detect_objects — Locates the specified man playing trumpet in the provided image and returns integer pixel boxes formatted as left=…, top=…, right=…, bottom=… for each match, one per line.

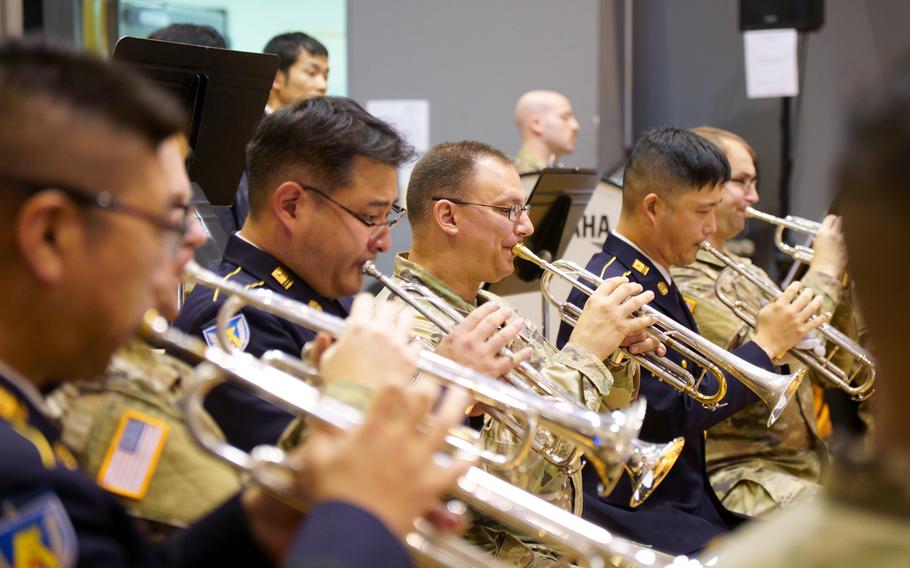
left=670, top=126, right=850, bottom=517
left=556, top=127, right=828, bottom=555
left=375, top=140, right=663, bottom=564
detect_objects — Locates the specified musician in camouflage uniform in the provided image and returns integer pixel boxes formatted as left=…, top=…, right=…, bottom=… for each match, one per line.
left=374, top=141, right=662, bottom=565
left=513, top=91, right=580, bottom=174
left=670, top=127, right=849, bottom=517
left=705, top=67, right=910, bottom=567
left=49, top=136, right=241, bottom=537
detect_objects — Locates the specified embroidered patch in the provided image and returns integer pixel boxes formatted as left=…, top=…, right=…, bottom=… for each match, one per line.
left=632, top=258, right=650, bottom=276
left=271, top=267, right=294, bottom=290
left=683, top=296, right=697, bottom=313
left=97, top=410, right=170, bottom=500
left=657, top=282, right=669, bottom=296
left=0, top=493, right=77, bottom=568
left=202, top=314, right=250, bottom=351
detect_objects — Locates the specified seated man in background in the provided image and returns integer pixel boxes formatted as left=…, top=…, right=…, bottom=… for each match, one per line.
left=670, top=126, right=849, bottom=517
left=47, top=134, right=242, bottom=539
left=175, top=96, right=414, bottom=451
left=707, top=62, right=910, bottom=568
left=0, top=38, right=466, bottom=567
left=556, top=127, right=827, bottom=555
left=374, top=140, right=663, bottom=564
left=149, top=23, right=227, bottom=48
left=512, top=90, right=580, bottom=173
left=229, top=31, right=331, bottom=232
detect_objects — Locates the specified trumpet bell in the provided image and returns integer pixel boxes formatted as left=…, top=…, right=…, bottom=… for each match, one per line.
left=627, top=437, right=685, bottom=508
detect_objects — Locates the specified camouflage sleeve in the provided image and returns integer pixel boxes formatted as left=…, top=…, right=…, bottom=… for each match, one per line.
left=802, top=270, right=842, bottom=314
left=674, top=265, right=752, bottom=351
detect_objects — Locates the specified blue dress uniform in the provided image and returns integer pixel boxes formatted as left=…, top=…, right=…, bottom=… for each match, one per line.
left=174, top=234, right=352, bottom=452
left=556, top=234, right=774, bottom=555
left=0, top=372, right=410, bottom=567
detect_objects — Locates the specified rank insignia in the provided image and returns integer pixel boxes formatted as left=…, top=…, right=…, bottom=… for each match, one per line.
left=657, top=282, right=669, bottom=296
left=202, top=314, right=250, bottom=351
left=271, top=267, right=294, bottom=290
left=632, top=258, right=650, bottom=276
left=0, top=492, right=77, bottom=568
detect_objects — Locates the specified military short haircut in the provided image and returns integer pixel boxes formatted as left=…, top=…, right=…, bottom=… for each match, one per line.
left=149, top=23, right=227, bottom=48
left=406, top=141, right=514, bottom=227
left=245, top=96, right=413, bottom=217
left=690, top=126, right=756, bottom=163
left=622, top=127, right=730, bottom=214
left=264, top=31, right=328, bottom=74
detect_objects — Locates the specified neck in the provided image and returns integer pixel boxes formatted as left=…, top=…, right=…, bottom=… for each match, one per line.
left=266, top=92, right=285, bottom=113
left=409, top=240, right=482, bottom=303
left=521, top=139, right=558, bottom=166
left=615, top=215, right=671, bottom=271
left=239, top=217, right=286, bottom=264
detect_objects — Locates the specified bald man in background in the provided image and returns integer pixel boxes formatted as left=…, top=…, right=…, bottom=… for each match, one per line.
left=513, top=90, right=580, bottom=173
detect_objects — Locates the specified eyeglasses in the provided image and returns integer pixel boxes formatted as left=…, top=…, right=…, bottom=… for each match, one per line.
left=431, top=197, right=529, bottom=223
left=1, top=176, right=191, bottom=249
left=299, top=183, right=406, bottom=230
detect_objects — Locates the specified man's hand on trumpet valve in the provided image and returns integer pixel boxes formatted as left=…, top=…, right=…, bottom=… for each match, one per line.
left=809, top=214, right=847, bottom=278
left=753, top=281, right=829, bottom=361
left=571, top=276, right=664, bottom=361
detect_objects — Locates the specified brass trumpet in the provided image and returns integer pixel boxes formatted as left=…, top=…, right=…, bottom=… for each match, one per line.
left=184, top=260, right=645, bottom=500
left=147, top=314, right=697, bottom=567
left=701, top=242, right=875, bottom=400
left=513, top=244, right=806, bottom=427
left=362, top=261, right=684, bottom=507
left=745, top=207, right=820, bottom=264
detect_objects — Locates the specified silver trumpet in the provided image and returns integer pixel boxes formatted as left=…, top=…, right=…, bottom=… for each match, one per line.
left=143, top=320, right=700, bottom=567
left=184, top=260, right=645, bottom=500
left=701, top=242, right=875, bottom=400
left=513, top=244, right=806, bottom=427
left=362, top=261, right=684, bottom=507
left=745, top=207, right=820, bottom=264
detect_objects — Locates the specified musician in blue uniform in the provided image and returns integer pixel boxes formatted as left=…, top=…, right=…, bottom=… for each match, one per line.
left=556, top=127, right=827, bottom=554
left=174, top=96, right=415, bottom=451
left=0, top=39, right=464, bottom=567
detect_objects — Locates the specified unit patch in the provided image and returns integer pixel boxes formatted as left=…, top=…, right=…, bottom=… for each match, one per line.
left=202, top=314, right=250, bottom=351
left=97, top=410, right=170, bottom=500
left=0, top=492, right=77, bottom=568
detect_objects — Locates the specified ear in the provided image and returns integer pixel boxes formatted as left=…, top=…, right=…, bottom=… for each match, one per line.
left=433, top=199, right=459, bottom=237
left=271, top=181, right=307, bottom=234
left=529, top=115, right=544, bottom=136
left=642, top=193, right=663, bottom=227
left=272, top=69, right=287, bottom=92
left=14, top=193, right=79, bottom=284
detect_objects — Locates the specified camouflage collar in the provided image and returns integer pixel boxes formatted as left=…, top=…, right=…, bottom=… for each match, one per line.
left=392, top=253, right=480, bottom=316
left=514, top=146, right=547, bottom=174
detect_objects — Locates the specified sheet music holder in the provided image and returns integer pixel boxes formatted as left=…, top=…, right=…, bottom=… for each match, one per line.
left=112, top=37, right=278, bottom=206
left=487, top=167, right=599, bottom=296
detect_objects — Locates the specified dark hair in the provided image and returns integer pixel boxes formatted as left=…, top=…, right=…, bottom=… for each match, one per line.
left=0, top=38, right=186, bottom=151
left=623, top=127, right=730, bottom=213
left=246, top=96, right=414, bottom=216
left=264, top=32, right=328, bottom=74
left=149, top=23, right=227, bottom=48
left=406, top=141, right=514, bottom=226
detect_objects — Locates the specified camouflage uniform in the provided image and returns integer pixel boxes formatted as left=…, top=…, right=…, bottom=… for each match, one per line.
left=705, top=450, right=910, bottom=567
left=374, top=253, right=636, bottom=566
left=514, top=146, right=548, bottom=175
left=48, top=340, right=242, bottom=538
left=670, top=247, right=842, bottom=517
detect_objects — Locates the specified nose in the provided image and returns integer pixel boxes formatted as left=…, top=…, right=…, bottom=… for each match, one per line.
left=316, top=74, right=328, bottom=94
left=705, top=209, right=717, bottom=237
left=516, top=210, right=534, bottom=238
left=184, top=211, right=207, bottom=251
left=368, top=225, right=392, bottom=253
left=745, top=183, right=759, bottom=206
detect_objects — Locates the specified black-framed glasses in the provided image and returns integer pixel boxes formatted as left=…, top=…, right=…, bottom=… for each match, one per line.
left=299, top=183, right=406, bottom=230
left=1, top=175, right=191, bottom=244
left=431, top=197, right=529, bottom=223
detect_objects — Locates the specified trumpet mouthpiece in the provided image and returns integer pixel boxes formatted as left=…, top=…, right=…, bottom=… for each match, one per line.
left=511, top=243, right=537, bottom=262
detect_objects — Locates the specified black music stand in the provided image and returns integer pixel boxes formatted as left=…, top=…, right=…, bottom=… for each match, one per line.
left=487, top=168, right=599, bottom=336
left=112, top=37, right=277, bottom=264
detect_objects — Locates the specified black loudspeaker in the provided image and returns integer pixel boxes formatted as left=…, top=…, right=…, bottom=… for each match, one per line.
left=739, top=0, right=824, bottom=32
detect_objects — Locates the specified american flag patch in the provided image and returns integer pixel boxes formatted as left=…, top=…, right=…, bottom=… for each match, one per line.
left=96, top=410, right=169, bottom=500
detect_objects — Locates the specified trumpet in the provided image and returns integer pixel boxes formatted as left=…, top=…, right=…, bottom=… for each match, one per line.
left=700, top=242, right=875, bottom=400
left=745, top=207, right=820, bottom=264
left=184, top=260, right=644, bottom=499
left=143, top=320, right=698, bottom=567
left=513, top=244, right=806, bottom=427
left=362, top=261, right=683, bottom=507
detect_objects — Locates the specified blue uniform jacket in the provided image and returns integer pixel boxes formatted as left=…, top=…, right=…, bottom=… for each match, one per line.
left=174, top=234, right=353, bottom=452
left=0, top=373, right=409, bottom=567
left=556, top=234, right=773, bottom=555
